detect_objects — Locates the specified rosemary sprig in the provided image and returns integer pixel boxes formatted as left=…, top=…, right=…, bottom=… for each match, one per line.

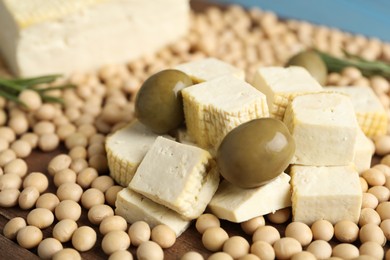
left=315, top=50, right=390, bottom=79
left=0, top=74, right=75, bottom=105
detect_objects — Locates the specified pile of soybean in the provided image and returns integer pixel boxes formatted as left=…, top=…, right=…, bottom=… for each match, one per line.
left=0, top=4, right=390, bottom=260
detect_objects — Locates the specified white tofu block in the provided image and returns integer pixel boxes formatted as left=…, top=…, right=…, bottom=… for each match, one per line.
left=105, top=120, right=162, bottom=186
left=291, top=165, right=362, bottom=225
left=129, top=136, right=219, bottom=220
left=325, top=86, right=387, bottom=137
left=354, top=128, right=375, bottom=174
left=208, top=173, right=292, bottom=223
left=175, top=58, right=245, bottom=83
left=182, top=75, right=269, bottom=151
left=252, top=66, right=323, bottom=119
left=0, top=0, right=189, bottom=76
left=115, top=188, right=190, bottom=236
left=283, top=92, right=359, bottom=166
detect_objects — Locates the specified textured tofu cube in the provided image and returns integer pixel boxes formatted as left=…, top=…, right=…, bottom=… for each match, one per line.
left=105, top=120, right=162, bottom=186
left=0, top=0, right=189, bottom=76
left=325, top=86, right=387, bottom=138
left=175, top=58, right=245, bottom=83
left=283, top=92, right=359, bottom=166
left=291, top=165, right=362, bottom=225
left=252, top=66, right=323, bottom=119
left=115, top=188, right=190, bottom=236
left=182, top=75, right=269, bottom=151
left=354, top=128, right=375, bottom=173
left=129, top=136, right=219, bottom=220
left=208, top=173, right=291, bottom=223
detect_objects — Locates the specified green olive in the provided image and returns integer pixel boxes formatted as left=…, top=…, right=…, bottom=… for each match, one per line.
left=286, top=50, right=328, bottom=85
left=217, top=118, right=295, bottom=189
left=135, top=69, right=193, bottom=134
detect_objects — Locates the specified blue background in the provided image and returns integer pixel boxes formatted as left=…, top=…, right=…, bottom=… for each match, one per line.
left=213, top=0, right=390, bottom=42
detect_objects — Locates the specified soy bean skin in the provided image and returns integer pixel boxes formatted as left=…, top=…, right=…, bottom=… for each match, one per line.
left=3, top=217, right=26, bottom=240
left=37, top=238, right=63, bottom=259
left=22, top=172, right=48, bottom=193
left=52, top=248, right=81, bottom=260
left=128, top=221, right=151, bottom=246
left=102, top=230, right=131, bottom=255
left=241, top=216, right=265, bottom=235
left=137, top=241, right=164, bottom=260
left=16, top=225, right=43, bottom=249
left=202, top=227, right=229, bottom=252
left=285, top=222, right=313, bottom=246
left=250, top=240, right=275, bottom=260
left=55, top=200, right=82, bottom=221
left=273, top=237, right=302, bottom=259
left=100, top=215, right=128, bottom=235
left=81, top=188, right=105, bottom=209
left=0, top=188, right=20, bottom=207
left=109, top=250, right=134, bottom=260
left=72, top=226, right=97, bottom=252
left=151, top=224, right=177, bottom=249
left=18, top=186, right=40, bottom=210
left=334, top=220, right=359, bottom=243
left=0, top=173, right=22, bottom=190
left=105, top=185, right=123, bottom=207
left=56, top=182, right=83, bottom=202
left=35, top=193, right=60, bottom=211
left=196, top=213, right=220, bottom=234
left=311, top=219, right=334, bottom=241
left=88, top=204, right=114, bottom=225
left=223, top=236, right=250, bottom=259
left=27, top=208, right=54, bottom=229
left=53, top=219, right=78, bottom=242
left=267, top=208, right=291, bottom=224
left=252, top=225, right=280, bottom=245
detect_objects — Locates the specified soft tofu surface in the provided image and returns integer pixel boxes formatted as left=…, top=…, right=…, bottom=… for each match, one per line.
left=182, top=75, right=269, bottom=151
left=291, top=165, right=362, bottom=225
left=252, top=66, right=323, bottom=119
left=208, top=173, right=291, bottom=223
left=325, top=86, right=387, bottom=137
left=354, top=128, right=375, bottom=174
left=174, top=57, right=245, bottom=83
left=284, top=92, right=358, bottom=166
left=105, top=120, right=161, bottom=186
left=129, top=136, right=219, bottom=220
left=0, top=0, right=189, bottom=76
left=115, top=188, right=191, bottom=236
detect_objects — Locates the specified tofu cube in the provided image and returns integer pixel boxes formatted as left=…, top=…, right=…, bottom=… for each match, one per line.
left=182, top=75, right=269, bottom=151
left=283, top=92, right=359, bottom=166
left=129, top=136, right=220, bottom=220
left=291, top=165, right=362, bottom=225
left=252, top=66, right=323, bottom=119
left=325, top=86, right=387, bottom=138
left=208, top=173, right=291, bottom=223
left=175, top=58, right=245, bottom=83
left=105, top=120, right=163, bottom=186
left=0, top=0, right=190, bottom=76
left=354, top=128, right=375, bottom=174
left=115, top=188, right=190, bottom=236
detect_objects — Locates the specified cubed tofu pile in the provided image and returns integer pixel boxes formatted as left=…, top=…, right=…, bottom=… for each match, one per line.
left=106, top=57, right=386, bottom=235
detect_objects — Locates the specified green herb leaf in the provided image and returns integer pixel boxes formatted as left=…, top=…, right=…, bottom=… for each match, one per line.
left=0, top=88, right=25, bottom=106
left=315, top=50, right=390, bottom=79
left=0, top=74, right=74, bottom=105
left=11, top=74, right=62, bottom=87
